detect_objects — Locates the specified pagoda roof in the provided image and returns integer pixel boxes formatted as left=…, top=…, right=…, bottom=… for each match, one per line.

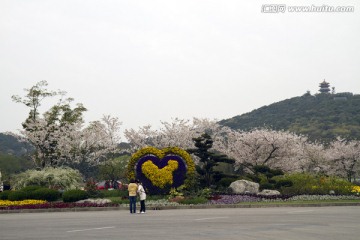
left=320, top=79, right=329, bottom=84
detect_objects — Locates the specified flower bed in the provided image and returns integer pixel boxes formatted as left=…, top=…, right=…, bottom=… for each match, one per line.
left=208, top=194, right=360, bottom=204
left=286, top=194, right=360, bottom=201
left=0, top=199, right=47, bottom=207
left=352, top=186, right=360, bottom=194
left=209, top=195, right=261, bottom=204
left=0, top=200, right=118, bottom=210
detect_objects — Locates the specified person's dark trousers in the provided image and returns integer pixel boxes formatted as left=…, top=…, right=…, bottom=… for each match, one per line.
left=129, top=196, right=136, bottom=213
left=140, top=200, right=145, bottom=212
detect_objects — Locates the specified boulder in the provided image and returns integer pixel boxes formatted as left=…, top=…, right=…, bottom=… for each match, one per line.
left=229, top=180, right=259, bottom=194
left=258, top=189, right=281, bottom=196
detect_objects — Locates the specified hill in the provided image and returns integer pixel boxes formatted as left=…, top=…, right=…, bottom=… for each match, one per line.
left=0, top=133, right=34, bottom=156
left=219, top=92, right=360, bottom=143
left=0, top=133, right=34, bottom=178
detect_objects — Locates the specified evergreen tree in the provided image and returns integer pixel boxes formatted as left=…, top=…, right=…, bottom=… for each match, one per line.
left=187, top=133, right=234, bottom=188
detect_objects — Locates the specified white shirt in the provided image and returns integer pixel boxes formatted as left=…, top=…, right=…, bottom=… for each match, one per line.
left=137, top=184, right=146, bottom=200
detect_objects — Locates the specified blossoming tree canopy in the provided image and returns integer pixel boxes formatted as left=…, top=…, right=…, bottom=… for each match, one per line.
left=127, top=147, right=195, bottom=194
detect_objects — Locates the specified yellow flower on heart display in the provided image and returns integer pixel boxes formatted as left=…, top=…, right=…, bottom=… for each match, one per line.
left=126, top=146, right=195, bottom=194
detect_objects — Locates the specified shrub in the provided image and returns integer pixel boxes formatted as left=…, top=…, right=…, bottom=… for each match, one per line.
left=21, top=185, right=44, bottom=192
left=270, top=169, right=284, bottom=176
left=8, top=191, right=27, bottom=201
left=268, top=179, right=277, bottom=184
left=84, top=179, right=103, bottom=198
left=253, top=165, right=270, bottom=174
left=32, top=188, right=60, bottom=202
left=260, top=183, right=274, bottom=190
left=86, top=190, right=104, bottom=199
left=101, top=190, right=127, bottom=198
left=246, top=165, right=286, bottom=191
left=275, top=179, right=293, bottom=188
left=322, top=176, right=353, bottom=195
left=0, top=190, right=11, bottom=200
left=218, top=178, right=237, bottom=188
left=5, top=186, right=60, bottom=201
left=21, top=185, right=44, bottom=199
left=62, top=189, right=88, bottom=203
left=278, top=173, right=354, bottom=195
left=168, top=187, right=184, bottom=199
left=245, top=174, right=260, bottom=183
left=276, top=173, right=315, bottom=195
left=198, top=188, right=212, bottom=199
left=11, top=167, right=83, bottom=190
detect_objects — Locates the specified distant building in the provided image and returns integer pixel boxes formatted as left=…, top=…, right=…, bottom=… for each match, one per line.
left=333, top=96, right=347, bottom=101
left=333, top=92, right=352, bottom=101
left=319, top=80, right=330, bottom=93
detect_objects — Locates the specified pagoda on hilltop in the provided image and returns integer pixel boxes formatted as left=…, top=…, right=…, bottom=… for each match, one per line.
left=319, top=80, right=330, bottom=93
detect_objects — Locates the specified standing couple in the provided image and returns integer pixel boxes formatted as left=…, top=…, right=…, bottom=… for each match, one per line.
left=128, top=179, right=146, bottom=214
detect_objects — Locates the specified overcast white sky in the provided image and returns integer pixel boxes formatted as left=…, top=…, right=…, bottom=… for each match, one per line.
left=1, top=0, right=359, bottom=137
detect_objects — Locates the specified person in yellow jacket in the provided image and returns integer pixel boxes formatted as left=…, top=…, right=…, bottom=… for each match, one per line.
left=128, top=179, right=138, bottom=214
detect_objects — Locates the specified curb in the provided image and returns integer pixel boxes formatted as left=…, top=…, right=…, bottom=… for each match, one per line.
left=1, top=202, right=360, bottom=214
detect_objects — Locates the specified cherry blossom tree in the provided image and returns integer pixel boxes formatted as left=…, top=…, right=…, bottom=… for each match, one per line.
left=20, top=114, right=122, bottom=169
left=68, top=115, right=123, bottom=165
left=300, top=142, right=329, bottom=174
left=124, top=118, right=225, bottom=152
left=124, top=120, right=316, bottom=173
left=125, top=117, right=359, bottom=180
left=325, top=138, right=360, bottom=181
left=12, top=81, right=123, bottom=169
left=214, top=128, right=312, bottom=173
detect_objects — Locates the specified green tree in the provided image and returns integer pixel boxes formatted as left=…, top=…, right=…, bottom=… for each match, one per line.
left=245, top=165, right=286, bottom=190
left=187, top=133, right=234, bottom=188
left=0, top=153, right=33, bottom=180
left=11, top=81, right=87, bottom=168
left=98, top=154, right=130, bottom=182
left=11, top=80, right=61, bottom=122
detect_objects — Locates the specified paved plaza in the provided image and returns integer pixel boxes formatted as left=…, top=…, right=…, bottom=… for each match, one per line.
left=1, top=206, right=359, bottom=240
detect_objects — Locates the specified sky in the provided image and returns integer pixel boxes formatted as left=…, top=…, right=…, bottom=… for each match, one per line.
left=1, top=0, right=359, bottom=138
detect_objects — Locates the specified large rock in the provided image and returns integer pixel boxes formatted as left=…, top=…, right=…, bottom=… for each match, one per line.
left=229, top=180, right=259, bottom=194
left=258, top=189, right=281, bottom=196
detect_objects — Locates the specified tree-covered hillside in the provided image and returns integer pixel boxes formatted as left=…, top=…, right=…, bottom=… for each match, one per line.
left=0, top=133, right=34, bottom=179
left=0, top=133, right=34, bottom=156
left=219, top=92, right=360, bottom=143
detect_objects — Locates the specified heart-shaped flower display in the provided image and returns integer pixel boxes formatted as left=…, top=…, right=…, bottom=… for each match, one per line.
left=141, top=160, right=179, bottom=188
left=127, top=147, right=195, bottom=194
